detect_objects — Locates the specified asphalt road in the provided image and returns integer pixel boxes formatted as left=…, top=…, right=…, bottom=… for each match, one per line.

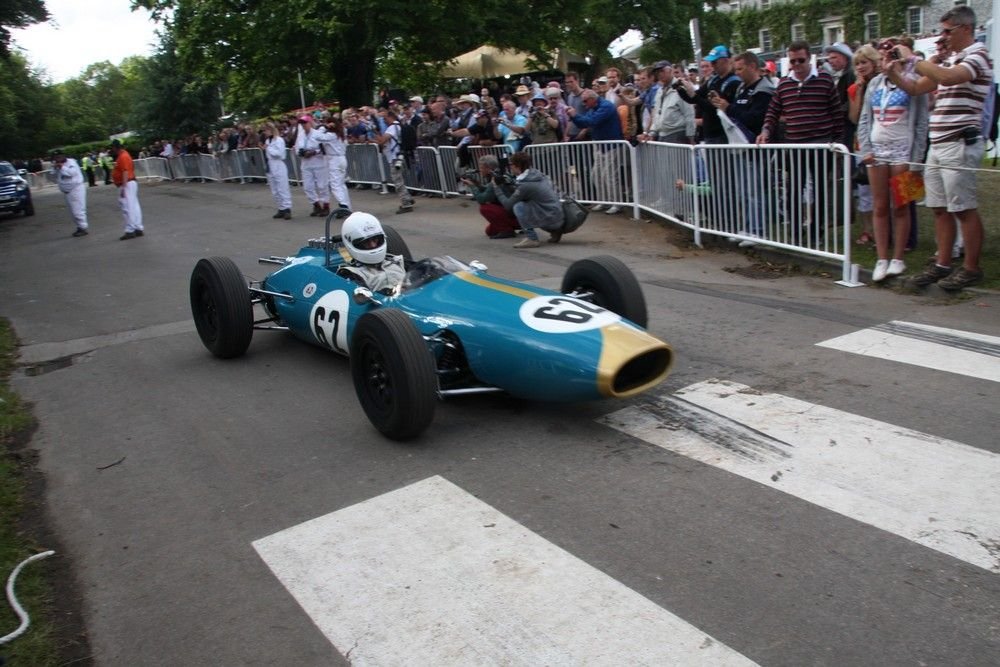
left=3, top=180, right=998, bottom=666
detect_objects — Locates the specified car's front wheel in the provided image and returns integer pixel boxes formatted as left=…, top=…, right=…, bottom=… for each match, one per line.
left=23, top=199, right=34, bottom=216
left=350, top=309, right=436, bottom=440
left=190, top=257, right=253, bottom=358
left=561, top=256, right=647, bottom=328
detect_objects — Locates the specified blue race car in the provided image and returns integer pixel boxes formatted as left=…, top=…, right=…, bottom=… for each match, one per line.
left=190, top=217, right=673, bottom=440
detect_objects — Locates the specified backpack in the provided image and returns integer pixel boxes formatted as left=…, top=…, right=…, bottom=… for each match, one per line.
left=400, top=123, right=418, bottom=155
left=984, top=81, right=1000, bottom=165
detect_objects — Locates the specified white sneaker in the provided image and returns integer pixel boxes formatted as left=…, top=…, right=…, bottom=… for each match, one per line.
left=605, top=205, right=622, bottom=215
left=952, top=245, right=964, bottom=259
left=886, top=259, right=906, bottom=277
left=590, top=204, right=606, bottom=212
left=872, top=259, right=890, bottom=282
left=513, top=238, right=541, bottom=249
left=738, top=234, right=760, bottom=248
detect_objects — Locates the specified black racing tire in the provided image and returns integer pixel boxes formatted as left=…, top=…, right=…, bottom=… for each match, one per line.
left=382, top=224, right=412, bottom=261
left=560, top=255, right=648, bottom=328
left=350, top=309, right=436, bottom=440
left=189, top=257, right=253, bottom=358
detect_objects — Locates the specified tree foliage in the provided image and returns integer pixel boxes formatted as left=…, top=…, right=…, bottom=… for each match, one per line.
left=0, top=52, right=57, bottom=157
left=132, top=0, right=716, bottom=114
left=0, top=0, right=48, bottom=58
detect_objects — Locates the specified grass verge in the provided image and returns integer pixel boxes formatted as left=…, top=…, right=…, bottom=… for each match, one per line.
left=851, top=165, right=1000, bottom=290
left=0, top=318, right=58, bottom=665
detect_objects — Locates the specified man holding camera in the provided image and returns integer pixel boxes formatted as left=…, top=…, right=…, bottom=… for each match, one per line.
left=374, top=109, right=415, bottom=214
left=293, top=115, right=330, bottom=217
left=886, top=6, right=990, bottom=290
left=639, top=60, right=694, bottom=144
left=460, top=155, right=521, bottom=238
left=677, top=45, right=741, bottom=144
left=490, top=151, right=564, bottom=248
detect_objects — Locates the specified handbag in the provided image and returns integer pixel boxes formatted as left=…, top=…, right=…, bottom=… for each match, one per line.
left=561, top=197, right=589, bottom=233
left=852, top=162, right=869, bottom=186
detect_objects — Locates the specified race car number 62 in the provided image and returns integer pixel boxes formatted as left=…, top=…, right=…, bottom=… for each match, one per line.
left=519, top=296, right=619, bottom=334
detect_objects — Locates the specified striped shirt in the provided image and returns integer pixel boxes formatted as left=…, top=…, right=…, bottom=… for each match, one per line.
left=929, top=41, right=992, bottom=144
left=762, top=68, right=843, bottom=142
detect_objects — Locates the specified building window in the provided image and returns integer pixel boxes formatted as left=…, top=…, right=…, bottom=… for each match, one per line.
left=760, top=0, right=770, bottom=9
left=792, top=24, right=805, bottom=42
left=907, top=7, right=922, bottom=34
left=825, top=25, right=843, bottom=45
left=760, top=29, right=772, bottom=52
left=864, top=13, right=879, bottom=42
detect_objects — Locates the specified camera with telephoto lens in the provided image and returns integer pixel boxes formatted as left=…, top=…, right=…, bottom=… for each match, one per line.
left=298, top=148, right=317, bottom=158
left=891, top=48, right=902, bottom=60
left=458, top=169, right=481, bottom=185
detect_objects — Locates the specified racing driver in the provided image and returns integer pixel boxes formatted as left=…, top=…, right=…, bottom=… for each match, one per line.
left=338, top=212, right=405, bottom=293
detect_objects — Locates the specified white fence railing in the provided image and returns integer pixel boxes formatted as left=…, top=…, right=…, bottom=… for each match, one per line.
left=28, top=142, right=858, bottom=284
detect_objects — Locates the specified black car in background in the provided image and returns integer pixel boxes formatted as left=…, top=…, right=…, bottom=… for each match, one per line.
left=0, top=161, right=34, bottom=217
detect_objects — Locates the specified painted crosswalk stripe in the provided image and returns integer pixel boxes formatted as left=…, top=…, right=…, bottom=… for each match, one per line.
left=816, top=320, right=1000, bottom=382
left=600, top=379, right=1000, bottom=573
left=253, top=475, right=757, bottom=666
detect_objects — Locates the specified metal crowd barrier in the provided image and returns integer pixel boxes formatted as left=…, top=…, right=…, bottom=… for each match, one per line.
left=526, top=140, right=638, bottom=217
left=345, top=144, right=385, bottom=187
left=121, top=140, right=857, bottom=284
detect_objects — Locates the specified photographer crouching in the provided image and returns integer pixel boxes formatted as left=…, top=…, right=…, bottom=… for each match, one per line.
left=460, top=155, right=521, bottom=239
left=490, top=151, right=564, bottom=248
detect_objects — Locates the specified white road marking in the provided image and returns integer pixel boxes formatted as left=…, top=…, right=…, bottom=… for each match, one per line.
left=601, top=379, right=1000, bottom=573
left=816, top=320, right=1000, bottom=382
left=253, top=475, right=757, bottom=666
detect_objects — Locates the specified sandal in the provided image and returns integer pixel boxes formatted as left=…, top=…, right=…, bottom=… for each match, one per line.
left=855, top=232, right=874, bottom=246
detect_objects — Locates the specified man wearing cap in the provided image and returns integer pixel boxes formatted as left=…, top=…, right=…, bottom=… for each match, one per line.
left=293, top=114, right=331, bottom=217
left=567, top=90, right=626, bottom=212
left=110, top=140, right=144, bottom=240
left=824, top=42, right=857, bottom=145
left=640, top=61, right=694, bottom=144
left=408, top=96, right=425, bottom=127
left=52, top=153, right=88, bottom=237
left=527, top=93, right=562, bottom=144
left=677, top=45, right=741, bottom=144
left=513, top=84, right=533, bottom=118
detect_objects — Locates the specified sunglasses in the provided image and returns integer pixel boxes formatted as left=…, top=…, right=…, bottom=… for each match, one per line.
left=789, top=57, right=809, bottom=65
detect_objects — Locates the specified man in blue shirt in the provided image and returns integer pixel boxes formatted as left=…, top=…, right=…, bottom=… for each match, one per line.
left=567, top=90, right=626, bottom=213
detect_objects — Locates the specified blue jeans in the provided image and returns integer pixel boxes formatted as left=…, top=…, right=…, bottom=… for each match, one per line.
left=512, top=202, right=539, bottom=240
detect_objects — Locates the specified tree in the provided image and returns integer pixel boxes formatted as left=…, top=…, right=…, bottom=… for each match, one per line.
left=0, top=0, right=48, bottom=58
left=129, top=34, right=220, bottom=140
left=0, top=52, right=60, bottom=157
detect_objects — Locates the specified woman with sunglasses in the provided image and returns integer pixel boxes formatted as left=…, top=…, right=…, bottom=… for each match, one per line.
left=856, top=38, right=929, bottom=282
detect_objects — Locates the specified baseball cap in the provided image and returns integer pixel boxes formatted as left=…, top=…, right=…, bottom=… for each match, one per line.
left=596, top=76, right=609, bottom=84
left=409, top=95, right=424, bottom=104
left=298, top=115, right=312, bottom=123
left=705, top=45, right=732, bottom=62
left=651, top=60, right=671, bottom=71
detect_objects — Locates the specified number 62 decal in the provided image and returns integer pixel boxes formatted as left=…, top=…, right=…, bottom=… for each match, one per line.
left=519, top=295, right=619, bottom=333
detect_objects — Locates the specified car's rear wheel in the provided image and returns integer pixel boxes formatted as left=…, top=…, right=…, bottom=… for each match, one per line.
left=350, top=309, right=436, bottom=440
left=190, top=257, right=253, bottom=358
left=383, top=224, right=412, bottom=261
left=561, top=255, right=647, bottom=328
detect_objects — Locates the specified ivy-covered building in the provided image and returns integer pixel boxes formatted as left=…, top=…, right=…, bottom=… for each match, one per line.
left=719, top=0, right=992, bottom=54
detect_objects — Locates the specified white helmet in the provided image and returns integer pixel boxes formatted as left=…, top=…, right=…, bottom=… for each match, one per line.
left=341, top=212, right=387, bottom=265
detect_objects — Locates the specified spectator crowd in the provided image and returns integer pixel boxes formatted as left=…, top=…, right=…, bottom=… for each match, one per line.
left=38, top=6, right=989, bottom=288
